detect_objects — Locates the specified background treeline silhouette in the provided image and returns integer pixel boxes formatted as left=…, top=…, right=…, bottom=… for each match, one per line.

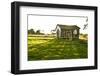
left=28, top=29, right=44, bottom=35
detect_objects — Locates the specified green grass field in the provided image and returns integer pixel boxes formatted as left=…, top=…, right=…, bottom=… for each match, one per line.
left=28, top=36, right=88, bottom=61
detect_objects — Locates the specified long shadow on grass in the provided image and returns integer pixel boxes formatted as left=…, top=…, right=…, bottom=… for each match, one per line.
left=28, top=38, right=88, bottom=61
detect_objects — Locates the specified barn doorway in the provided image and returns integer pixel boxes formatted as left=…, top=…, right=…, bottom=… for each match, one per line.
left=57, top=29, right=60, bottom=38
left=66, top=31, right=72, bottom=40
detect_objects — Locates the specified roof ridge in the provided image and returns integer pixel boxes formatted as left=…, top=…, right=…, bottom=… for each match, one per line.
left=57, top=24, right=77, bottom=26
left=56, top=24, right=80, bottom=29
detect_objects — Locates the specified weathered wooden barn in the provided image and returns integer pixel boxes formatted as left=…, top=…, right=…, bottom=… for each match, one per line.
left=55, top=24, right=80, bottom=40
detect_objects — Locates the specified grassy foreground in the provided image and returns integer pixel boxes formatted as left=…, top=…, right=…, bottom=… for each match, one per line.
left=28, top=36, right=88, bottom=61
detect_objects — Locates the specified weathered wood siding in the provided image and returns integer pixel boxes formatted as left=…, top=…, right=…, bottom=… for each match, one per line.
left=56, top=25, right=80, bottom=40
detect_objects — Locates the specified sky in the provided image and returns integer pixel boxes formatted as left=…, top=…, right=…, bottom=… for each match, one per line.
left=28, top=14, right=88, bottom=34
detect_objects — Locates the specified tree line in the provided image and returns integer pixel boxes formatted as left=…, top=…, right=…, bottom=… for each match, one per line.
left=28, top=29, right=44, bottom=35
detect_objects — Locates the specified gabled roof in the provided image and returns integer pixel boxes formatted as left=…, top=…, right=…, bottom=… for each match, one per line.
left=56, top=24, right=80, bottom=30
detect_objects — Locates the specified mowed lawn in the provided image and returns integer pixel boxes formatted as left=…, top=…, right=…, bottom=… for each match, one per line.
left=28, top=36, right=88, bottom=61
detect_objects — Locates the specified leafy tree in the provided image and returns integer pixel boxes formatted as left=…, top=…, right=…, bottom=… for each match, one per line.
left=83, top=17, right=88, bottom=30
left=83, top=34, right=88, bottom=38
left=36, top=30, right=40, bottom=34
left=28, top=29, right=35, bottom=34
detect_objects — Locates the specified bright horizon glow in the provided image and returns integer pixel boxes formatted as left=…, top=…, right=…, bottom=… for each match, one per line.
left=28, top=14, right=88, bottom=34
